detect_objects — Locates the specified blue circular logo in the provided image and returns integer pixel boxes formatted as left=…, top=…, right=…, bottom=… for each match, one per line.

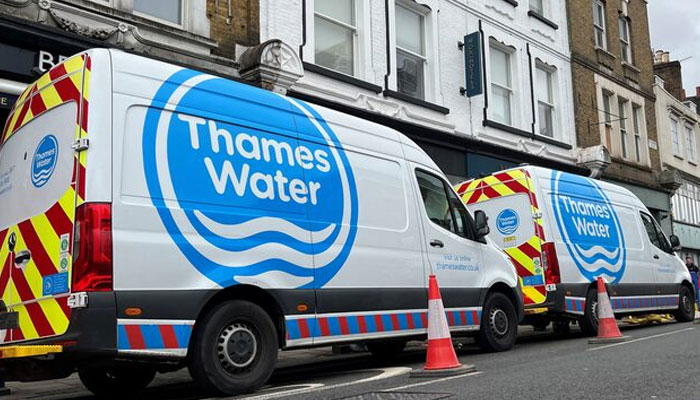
left=142, top=70, right=358, bottom=289
left=550, top=171, right=626, bottom=283
left=31, top=135, right=59, bottom=188
left=496, top=209, right=519, bottom=235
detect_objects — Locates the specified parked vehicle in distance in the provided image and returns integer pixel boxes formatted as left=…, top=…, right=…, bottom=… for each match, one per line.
left=0, top=49, right=523, bottom=396
left=456, top=166, right=694, bottom=335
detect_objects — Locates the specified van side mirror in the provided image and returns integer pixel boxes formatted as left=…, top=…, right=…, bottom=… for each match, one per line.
left=474, top=210, right=490, bottom=240
left=669, top=234, right=681, bottom=251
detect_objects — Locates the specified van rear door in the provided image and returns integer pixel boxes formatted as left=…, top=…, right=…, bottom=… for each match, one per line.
left=456, top=168, right=548, bottom=307
left=0, top=54, right=90, bottom=343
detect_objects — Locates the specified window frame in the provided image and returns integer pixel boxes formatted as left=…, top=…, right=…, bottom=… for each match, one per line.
left=618, top=98, right=629, bottom=159
left=535, top=61, right=556, bottom=139
left=88, top=0, right=202, bottom=32
left=686, top=124, right=697, bottom=163
left=640, top=211, right=672, bottom=254
left=618, top=16, right=632, bottom=64
left=394, top=2, right=428, bottom=100
left=313, top=0, right=359, bottom=76
left=671, top=115, right=683, bottom=158
left=593, top=0, right=607, bottom=50
left=529, top=0, right=545, bottom=15
left=632, top=104, right=642, bottom=163
left=489, top=40, right=515, bottom=126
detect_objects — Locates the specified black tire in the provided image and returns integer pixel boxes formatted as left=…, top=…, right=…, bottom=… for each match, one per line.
left=78, top=364, right=156, bottom=398
left=476, top=292, right=517, bottom=352
left=579, top=287, right=598, bottom=337
left=674, top=285, right=695, bottom=322
left=188, top=300, right=278, bottom=396
left=366, top=339, right=407, bottom=359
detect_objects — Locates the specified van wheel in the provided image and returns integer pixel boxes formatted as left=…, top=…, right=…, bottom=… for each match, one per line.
left=78, top=364, right=156, bottom=397
left=579, top=288, right=598, bottom=337
left=367, top=339, right=407, bottom=359
left=188, top=300, right=278, bottom=396
left=476, top=292, right=517, bottom=352
left=674, top=286, right=695, bottom=322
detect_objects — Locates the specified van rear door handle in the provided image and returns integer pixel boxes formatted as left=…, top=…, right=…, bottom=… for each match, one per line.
left=653, top=254, right=660, bottom=259
left=14, top=250, right=31, bottom=268
left=430, top=240, right=444, bottom=248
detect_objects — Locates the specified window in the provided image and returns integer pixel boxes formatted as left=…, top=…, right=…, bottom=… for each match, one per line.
left=602, top=91, right=613, bottom=148
left=686, top=125, right=697, bottom=163
left=415, top=170, right=472, bottom=239
left=640, top=212, right=672, bottom=253
left=314, top=0, right=356, bottom=76
left=490, top=44, right=513, bottom=125
left=673, top=180, right=700, bottom=226
left=395, top=3, right=427, bottom=100
left=133, top=0, right=182, bottom=25
left=618, top=17, right=631, bottom=63
left=632, top=105, right=642, bottom=162
left=530, top=0, right=544, bottom=15
left=671, top=116, right=682, bottom=157
left=536, top=63, right=555, bottom=138
left=618, top=99, right=628, bottom=159
left=593, top=0, right=607, bottom=49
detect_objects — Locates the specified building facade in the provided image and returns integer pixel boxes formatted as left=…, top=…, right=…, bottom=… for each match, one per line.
left=0, top=0, right=259, bottom=127
left=259, top=0, right=580, bottom=183
left=653, top=51, right=700, bottom=264
left=567, top=0, right=677, bottom=233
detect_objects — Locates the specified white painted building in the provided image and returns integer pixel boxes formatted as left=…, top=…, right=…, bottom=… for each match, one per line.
left=653, top=63, right=700, bottom=264
left=258, top=0, right=578, bottom=181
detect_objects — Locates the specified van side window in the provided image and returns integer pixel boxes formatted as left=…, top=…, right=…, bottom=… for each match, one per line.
left=640, top=212, right=671, bottom=253
left=416, top=170, right=472, bottom=238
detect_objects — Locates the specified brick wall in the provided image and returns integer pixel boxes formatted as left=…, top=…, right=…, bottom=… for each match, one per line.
left=208, top=0, right=260, bottom=60
left=567, top=0, right=661, bottom=189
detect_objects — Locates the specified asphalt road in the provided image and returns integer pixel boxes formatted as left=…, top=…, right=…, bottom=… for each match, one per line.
left=4, top=321, right=699, bottom=400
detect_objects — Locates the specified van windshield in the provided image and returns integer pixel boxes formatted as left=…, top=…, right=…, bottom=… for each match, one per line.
left=0, top=102, right=77, bottom=230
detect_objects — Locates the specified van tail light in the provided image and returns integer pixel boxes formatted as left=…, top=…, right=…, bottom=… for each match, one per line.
left=541, top=242, right=561, bottom=285
left=72, top=203, right=113, bottom=292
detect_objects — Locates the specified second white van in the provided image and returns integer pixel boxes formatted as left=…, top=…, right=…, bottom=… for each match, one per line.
left=456, top=166, right=694, bottom=335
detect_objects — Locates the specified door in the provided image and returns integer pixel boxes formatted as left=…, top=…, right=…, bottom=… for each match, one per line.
left=640, top=212, right=676, bottom=286
left=0, top=54, right=90, bottom=343
left=456, top=169, right=547, bottom=306
left=414, top=168, right=484, bottom=321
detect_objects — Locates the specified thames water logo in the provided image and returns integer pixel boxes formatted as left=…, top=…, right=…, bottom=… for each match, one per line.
left=142, top=70, right=358, bottom=289
left=550, top=171, right=626, bottom=283
left=31, top=135, right=58, bottom=188
left=496, top=209, right=519, bottom=235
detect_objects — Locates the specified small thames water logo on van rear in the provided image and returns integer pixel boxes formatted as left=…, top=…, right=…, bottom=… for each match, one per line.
left=142, top=70, right=358, bottom=289
left=550, top=171, right=626, bottom=283
left=496, top=209, right=519, bottom=235
left=31, top=135, right=58, bottom=188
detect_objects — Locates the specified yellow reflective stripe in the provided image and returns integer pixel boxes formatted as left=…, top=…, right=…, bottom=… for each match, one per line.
left=39, top=299, right=68, bottom=334
left=522, top=285, right=546, bottom=302
left=505, top=247, right=535, bottom=272
left=63, top=56, right=85, bottom=75
left=58, top=187, right=77, bottom=223
left=38, top=84, right=63, bottom=110
left=68, top=73, right=82, bottom=95
left=13, top=303, right=39, bottom=340
left=0, top=345, right=62, bottom=359
left=526, top=236, right=542, bottom=252
left=83, top=67, right=90, bottom=100
left=30, top=214, right=59, bottom=263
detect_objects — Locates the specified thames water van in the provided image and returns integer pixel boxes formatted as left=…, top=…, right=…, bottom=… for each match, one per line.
left=456, top=166, right=694, bottom=335
left=0, top=49, right=522, bottom=396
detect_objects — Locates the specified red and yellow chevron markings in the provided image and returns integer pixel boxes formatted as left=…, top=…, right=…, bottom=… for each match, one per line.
left=455, top=169, right=547, bottom=306
left=0, top=53, right=91, bottom=344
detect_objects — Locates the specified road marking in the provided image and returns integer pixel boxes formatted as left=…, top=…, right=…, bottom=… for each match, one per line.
left=384, top=371, right=482, bottom=392
left=238, top=366, right=412, bottom=400
left=587, top=327, right=695, bottom=352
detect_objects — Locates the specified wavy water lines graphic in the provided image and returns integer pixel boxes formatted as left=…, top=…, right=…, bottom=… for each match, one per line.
left=143, top=69, right=358, bottom=289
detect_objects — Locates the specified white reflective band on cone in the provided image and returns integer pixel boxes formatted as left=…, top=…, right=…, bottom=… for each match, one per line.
left=427, top=299, right=450, bottom=340
left=598, top=291, right=615, bottom=319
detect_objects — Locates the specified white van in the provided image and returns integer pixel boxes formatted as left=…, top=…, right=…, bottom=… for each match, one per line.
left=456, top=166, right=694, bottom=335
left=0, top=49, right=522, bottom=396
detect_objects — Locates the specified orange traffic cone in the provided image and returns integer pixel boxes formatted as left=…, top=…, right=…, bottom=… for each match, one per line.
left=411, top=275, right=476, bottom=377
left=589, top=277, right=629, bottom=344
